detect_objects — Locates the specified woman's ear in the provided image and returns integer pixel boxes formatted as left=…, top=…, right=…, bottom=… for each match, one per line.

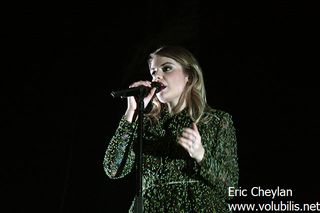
left=185, top=75, right=191, bottom=85
left=185, top=74, right=189, bottom=83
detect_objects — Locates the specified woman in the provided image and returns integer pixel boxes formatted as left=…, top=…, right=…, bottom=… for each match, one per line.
left=104, top=46, right=239, bottom=212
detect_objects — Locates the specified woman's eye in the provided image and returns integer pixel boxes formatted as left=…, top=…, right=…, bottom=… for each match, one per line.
left=163, top=66, right=172, bottom=72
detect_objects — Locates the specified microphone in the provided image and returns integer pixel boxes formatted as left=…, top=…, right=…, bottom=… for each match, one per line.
left=111, top=81, right=165, bottom=98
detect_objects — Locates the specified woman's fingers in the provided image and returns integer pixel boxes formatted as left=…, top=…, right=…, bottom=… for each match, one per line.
left=178, top=126, right=203, bottom=159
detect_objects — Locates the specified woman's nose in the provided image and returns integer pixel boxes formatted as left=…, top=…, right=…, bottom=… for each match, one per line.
left=154, top=72, right=163, bottom=80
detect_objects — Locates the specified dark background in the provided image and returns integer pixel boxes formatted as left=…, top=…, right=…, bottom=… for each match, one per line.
left=2, top=1, right=319, bottom=212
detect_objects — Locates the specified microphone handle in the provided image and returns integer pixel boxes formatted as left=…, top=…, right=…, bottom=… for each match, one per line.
left=111, top=86, right=150, bottom=98
left=110, top=81, right=162, bottom=98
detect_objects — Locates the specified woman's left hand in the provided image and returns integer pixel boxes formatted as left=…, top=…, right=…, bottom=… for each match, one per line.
left=178, top=123, right=204, bottom=163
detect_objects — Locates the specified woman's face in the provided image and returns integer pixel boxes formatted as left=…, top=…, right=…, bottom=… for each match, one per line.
left=149, top=55, right=188, bottom=108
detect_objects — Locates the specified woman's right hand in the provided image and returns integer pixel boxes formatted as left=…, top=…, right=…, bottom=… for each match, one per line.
left=124, top=80, right=156, bottom=122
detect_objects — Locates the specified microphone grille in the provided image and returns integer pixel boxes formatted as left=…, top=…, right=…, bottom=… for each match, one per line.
left=151, top=81, right=165, bottom=93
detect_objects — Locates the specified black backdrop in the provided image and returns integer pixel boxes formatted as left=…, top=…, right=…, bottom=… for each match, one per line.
left=2, top=1, right=320, bottom=212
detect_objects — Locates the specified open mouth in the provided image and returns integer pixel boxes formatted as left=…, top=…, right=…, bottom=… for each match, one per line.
left=152, top=81, right=167, bottom=93
left=158, top=82, right=166, bottom=90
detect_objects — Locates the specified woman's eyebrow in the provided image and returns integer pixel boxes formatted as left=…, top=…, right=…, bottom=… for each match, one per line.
left=160, top=62, right=174, bottom=66
left=150, top=62, right=174, bottom=71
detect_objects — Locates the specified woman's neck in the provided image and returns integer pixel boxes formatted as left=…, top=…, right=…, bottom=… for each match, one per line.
left=167, top=101, right=186, bottom=114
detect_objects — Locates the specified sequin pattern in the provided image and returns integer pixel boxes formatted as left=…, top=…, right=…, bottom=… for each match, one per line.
left=103, top=108, right=239, bottom=212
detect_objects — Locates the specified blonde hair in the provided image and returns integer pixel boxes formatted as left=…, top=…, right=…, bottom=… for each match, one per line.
left=146, top=46, right=211, bottom=124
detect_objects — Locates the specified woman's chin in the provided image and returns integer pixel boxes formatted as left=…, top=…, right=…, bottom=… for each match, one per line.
left=156, top=94, right=168, bottom=104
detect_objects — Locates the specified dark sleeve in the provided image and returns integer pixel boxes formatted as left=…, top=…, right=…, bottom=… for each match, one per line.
left=103, top=116, right=138, bottom=179
left=198, top=112, right=239, bottom=199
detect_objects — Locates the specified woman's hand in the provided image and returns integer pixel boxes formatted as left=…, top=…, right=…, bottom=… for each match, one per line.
left=124, top=80, right=156, bottom=122
left=178, top=123, right=205, bottom=163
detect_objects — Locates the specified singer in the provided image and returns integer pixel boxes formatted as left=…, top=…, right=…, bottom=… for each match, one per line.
left=103, top=46, right=239, bottom=212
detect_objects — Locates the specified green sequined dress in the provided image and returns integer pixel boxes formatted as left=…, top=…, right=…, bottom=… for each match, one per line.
left=103, top=107, right=239, bottom=212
